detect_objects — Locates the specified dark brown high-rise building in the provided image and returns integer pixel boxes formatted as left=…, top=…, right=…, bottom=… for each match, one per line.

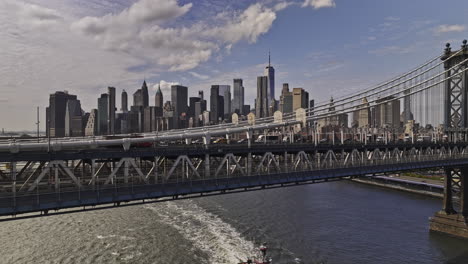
left=256, top=76, right=268, bottom=118
left=47, top=91, right=78, bottom=137
left=210, top=85, right=224, bottom=123
left=121, top=89, right=128, bottom=113
left=141, top=80, right=149, bottom=107
left=171, top=85, right=188, bottom=129
left=107, top=86, right=116, bottom=135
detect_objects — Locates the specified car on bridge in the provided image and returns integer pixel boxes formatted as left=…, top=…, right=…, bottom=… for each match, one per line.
left=255, top=135, right=281, bottom=144
left=213, top=138, right=228, bottom=144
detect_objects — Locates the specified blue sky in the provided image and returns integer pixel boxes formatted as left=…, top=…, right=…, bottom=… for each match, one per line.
left=0, top=0, right=467, bottom=130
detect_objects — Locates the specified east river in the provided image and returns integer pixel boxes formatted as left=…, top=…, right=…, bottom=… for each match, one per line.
left=1, top=181, right=468, bottom=263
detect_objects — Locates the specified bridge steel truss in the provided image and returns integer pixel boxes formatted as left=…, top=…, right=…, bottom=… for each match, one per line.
left=443, top=41, right=468, bottom=140
left=1, top=143, right=468, bottom=218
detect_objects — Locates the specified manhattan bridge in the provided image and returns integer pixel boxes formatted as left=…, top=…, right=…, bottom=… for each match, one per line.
left=1, top=42, right=468, bottom=238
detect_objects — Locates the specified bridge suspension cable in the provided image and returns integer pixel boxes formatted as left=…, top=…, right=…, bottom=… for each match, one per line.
left=298, top=49, right=463, bottom=118
left=306, top=57, right=468, bottom=122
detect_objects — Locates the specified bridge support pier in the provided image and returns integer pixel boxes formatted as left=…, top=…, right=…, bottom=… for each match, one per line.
left=429, top=167, right=468, bottom=239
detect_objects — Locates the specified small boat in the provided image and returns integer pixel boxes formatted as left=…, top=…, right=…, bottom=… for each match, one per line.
left=238, top=243, right=272, bottom=264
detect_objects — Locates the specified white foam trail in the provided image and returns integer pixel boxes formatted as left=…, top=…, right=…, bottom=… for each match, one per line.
left=145, top=200, right=256, bottom=264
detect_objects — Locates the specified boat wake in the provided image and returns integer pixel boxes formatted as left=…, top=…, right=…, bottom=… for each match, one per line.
left=145, top=200, right=256, bottom=264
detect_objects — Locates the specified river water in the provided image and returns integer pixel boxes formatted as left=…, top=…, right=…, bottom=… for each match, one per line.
left=1, top=181, right=468, bottom=264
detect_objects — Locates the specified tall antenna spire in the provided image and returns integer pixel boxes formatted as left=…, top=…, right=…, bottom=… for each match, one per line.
left=268, top=50, right=271, bottom=67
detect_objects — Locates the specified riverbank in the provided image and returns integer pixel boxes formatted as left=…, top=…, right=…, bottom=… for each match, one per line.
left=352, top=175, right=443, bottom=198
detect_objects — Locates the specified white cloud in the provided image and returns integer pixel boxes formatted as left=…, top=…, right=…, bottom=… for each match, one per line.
left=71, top=1, right=278, bottom=72
left=434, top=24, right=465, bottom=34
left=7, top=1, right=63, bottom=29
left=204, top=4, right=277, bottom=44
left=71, top=0, right=193, bottom=52
left=274, top=1, right=293, bottom=11
left=0, top=0, right=151, bottom=130
left=72, top=0, right=191, bottom=35
left=20, top=3, right=62, bottom=21
left=302, top=0, right=336, bottom=9
left=225, top=44, right=233, bottom=54
left=189, top=71, right=210, bottom=80
left=0, top=0, right=342, bottom=130
left=154, top=80, right=180, bottom=94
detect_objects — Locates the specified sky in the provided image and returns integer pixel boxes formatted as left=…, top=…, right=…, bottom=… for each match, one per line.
left=1, top=0, right=467, bottom=131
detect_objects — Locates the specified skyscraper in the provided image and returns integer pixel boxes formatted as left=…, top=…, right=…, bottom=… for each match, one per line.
left=107, top=87, right=116, bottom=134
left=121, top=89, right=128, bottom=113
left=210, top=85, right=224, bottom=123
left=155, top=84, right=163, bottom=108
left=144, top=107, right=157, bottom=132
left=292, top=88, right=309, bottom=111
left=218, top=85, right=231, bottom=119
left=133, top=89, right=143, bottom=107
left=85, top=109, right=98, bottom=136
left=97, top=93, right=109, bottom=135
left=264, top=52, right=275, bottom=105
left=141, top=80, right=149, bottom=107
left=132, top=82, right=147, bottom=132
left=189, top=97, right=201, bottom=120
left=65, top=98, right=83, bottom=137
left=198, top=90, right=204, bottom=100
left=48, top=91, right=78, bottom=137
left=280, top=83, right=293, bottom=113
left=232, top=79, right=244, bottom=115
left=171, top=85, right=188, bottom=129
left=403, top=89, right=413, bottom=123
left=373, top=96, right=401, bottom=128
left=352, top=97, right=371, bottom=128
left=194, top=100, right=207, bottom=127
left=256, top=76, right=269, bottom=118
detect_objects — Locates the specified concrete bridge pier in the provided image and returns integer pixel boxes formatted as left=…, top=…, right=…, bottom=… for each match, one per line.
left=430, top=167, right=468, bottom=239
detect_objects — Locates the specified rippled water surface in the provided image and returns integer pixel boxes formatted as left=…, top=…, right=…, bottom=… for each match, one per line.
left=1, top=181, right=468, bottom=264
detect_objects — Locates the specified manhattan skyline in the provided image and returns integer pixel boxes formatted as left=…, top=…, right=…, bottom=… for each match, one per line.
left=1, top=0, right=467, bottom=130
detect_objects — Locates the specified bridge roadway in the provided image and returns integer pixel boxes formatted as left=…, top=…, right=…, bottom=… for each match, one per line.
left=0, top=141, right=465, bottom=162
left=0, top=142, right=467, bottom=217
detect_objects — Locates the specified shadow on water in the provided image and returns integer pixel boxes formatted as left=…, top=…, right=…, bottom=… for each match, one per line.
left=428, top=232, right=468, bottom=264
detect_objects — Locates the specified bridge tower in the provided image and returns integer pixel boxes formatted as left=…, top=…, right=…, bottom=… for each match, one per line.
left=430, top=41, right=468, bottom=239
left=443, top=40, right=468, bottom=141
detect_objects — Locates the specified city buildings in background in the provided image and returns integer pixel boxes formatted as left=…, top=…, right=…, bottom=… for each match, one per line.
left=45, top=52, right=416, bottom=138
